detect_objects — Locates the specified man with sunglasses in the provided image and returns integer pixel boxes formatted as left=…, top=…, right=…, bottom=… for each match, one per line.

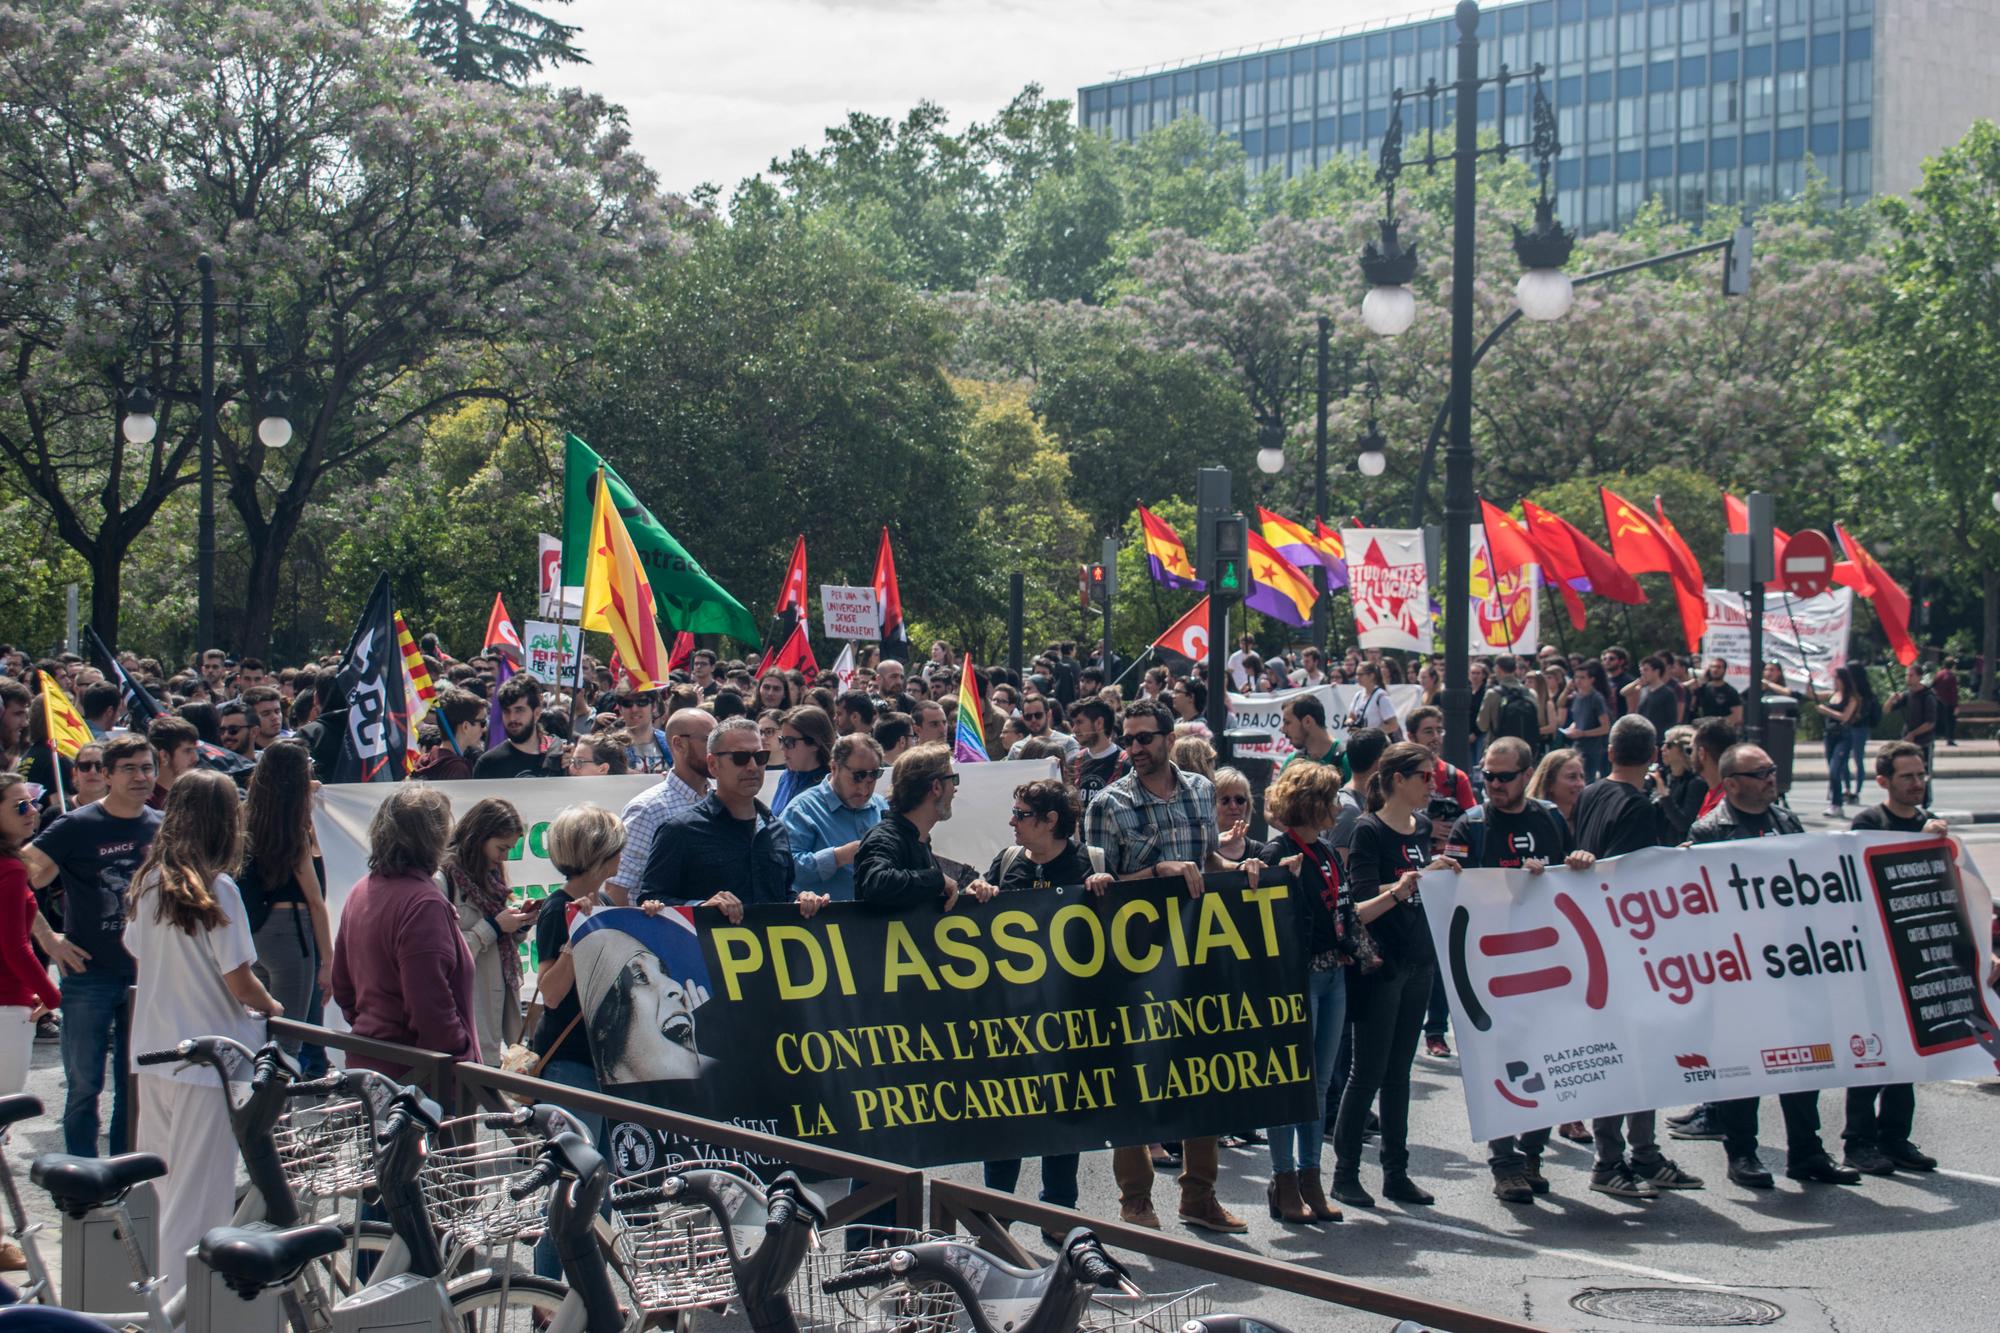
left=612, top=708, right=716, bottom=901
left=1438, top=736, right=1597, bottom=1203
left=782, top=734, right=887, bottom=902
left=1007, top=692, right=1078, bottom=761
left=1690, top=743, right=1860, bottom=1189
left=1082, top=700, right=1263, bottom=1236
left=635, top=716, right=827, bottom=924
left=216, top=701, right=255, bottom=759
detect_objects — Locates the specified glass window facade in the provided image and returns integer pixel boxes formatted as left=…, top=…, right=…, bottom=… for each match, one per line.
left=1079, top=0, right=1876, bottom=230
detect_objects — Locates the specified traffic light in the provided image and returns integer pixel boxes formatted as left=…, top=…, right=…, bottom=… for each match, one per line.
left=1211, top=514, right=1247, bottom=593
left=1087, top=563, right=1109, bottom=607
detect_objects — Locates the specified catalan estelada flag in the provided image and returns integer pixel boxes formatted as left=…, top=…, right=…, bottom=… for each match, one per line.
left=1138, top=505, right=1205, bottom=591
left=38, top=673, right=92, bottom=759
left=583, top=467, right=675, bottom=690
left=952, top=655, right=990, bottom=764
left=394, top=612, right=436, bottom=726
left=1245, top=530, right=1317, bottom=628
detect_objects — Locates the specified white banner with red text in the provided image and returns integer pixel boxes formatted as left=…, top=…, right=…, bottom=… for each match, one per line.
left=1422, top=832, right=1998, bottom=1141
left=1701, top=587, right=1853, bottom=694
left=1340, top=527, right=1432, bottom=652
left=1222, top=684, right=1424, bottom=760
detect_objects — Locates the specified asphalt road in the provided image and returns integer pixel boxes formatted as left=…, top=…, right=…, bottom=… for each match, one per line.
left=6, top=775, right=1997, bottom=1332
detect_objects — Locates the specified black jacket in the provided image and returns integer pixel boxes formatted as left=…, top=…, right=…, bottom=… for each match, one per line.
left=854, top=812, right=946, bottom=909
left=638, top=794, right=795, bottom=907
left=1688, top=799, right=1803, bottom=844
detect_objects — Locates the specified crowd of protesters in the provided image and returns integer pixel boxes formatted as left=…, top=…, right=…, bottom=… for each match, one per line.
left=0, top=631, right=1989, bottom=1276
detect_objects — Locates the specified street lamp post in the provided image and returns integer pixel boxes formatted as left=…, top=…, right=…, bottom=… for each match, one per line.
left=1360, top=1, right=1568, bottom=772
left=120, top=255, right=292, bottom=653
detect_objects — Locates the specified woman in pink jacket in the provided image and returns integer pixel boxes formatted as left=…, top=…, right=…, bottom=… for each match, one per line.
left=330, top=786, right=479, bottom=1074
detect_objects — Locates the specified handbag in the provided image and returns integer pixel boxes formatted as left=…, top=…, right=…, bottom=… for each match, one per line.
left=503, top=977, right=585, bottom=1079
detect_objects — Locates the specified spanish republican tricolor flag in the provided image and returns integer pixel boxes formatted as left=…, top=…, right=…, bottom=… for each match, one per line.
left=394, top=612, right=437, bottom=726
left=952, top=655, right=990, bottom=764
left=1312, top=518, right=1349, bottom=590
left=1244, top=530, right=1318, bottom=628
left=583, top=467, right=675, bottom=690
left=1138, top=505, right=1205, bottom=591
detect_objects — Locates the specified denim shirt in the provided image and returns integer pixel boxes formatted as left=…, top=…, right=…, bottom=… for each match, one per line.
left=779, top=781, right=886, bottom=902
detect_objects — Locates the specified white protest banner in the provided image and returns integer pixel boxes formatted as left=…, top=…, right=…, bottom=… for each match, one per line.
left=1702, top=587, right=1853, bottom=693
left=1422, top=833, right=1998, bottom=1141
left=1341, top=527, right=1432, bottom=652
left=1467, top=525, right=1538, bottom=656
left=819, top=584, right=879, bottom=642
left=1224, top=684, right=1424, bottom=759
left=313, top=759, right=1055, bottom=943
left=520, top=619, right=582, bottom=684
left=537, top=532, right=580, bottom=619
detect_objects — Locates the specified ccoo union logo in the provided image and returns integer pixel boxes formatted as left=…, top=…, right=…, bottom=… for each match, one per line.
left=1761, top=1043, right=1835, bottom=1073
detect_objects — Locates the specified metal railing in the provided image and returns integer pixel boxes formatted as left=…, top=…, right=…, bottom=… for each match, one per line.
left=266, top=1021, right=1545, bottom=1329
left=930, top=1179, right=1548, bottom=1332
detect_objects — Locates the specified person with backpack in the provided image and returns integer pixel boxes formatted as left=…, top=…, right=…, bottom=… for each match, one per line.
left=1477, top=654, right=1544, bottom=760
left=1438, top=736, right=1594, bottom=1203
left=979, top=776, right=1107, bottom=1241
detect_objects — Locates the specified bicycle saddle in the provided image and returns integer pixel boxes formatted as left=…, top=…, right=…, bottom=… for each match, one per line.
left=29, top=1152, right=166, bottom=1218
left=198, top=1222, right=347, bottom=1298
left=0, top=1095, right=41, bottom=1130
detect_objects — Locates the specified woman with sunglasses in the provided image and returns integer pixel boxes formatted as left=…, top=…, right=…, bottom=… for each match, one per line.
left=0, top=772, right=59, bottom=1092
left=771, top=704, right=835, bottom=817
left=978, top=778, right=1106, bottom=1236
left=70, top=742, right=110, bottom=806
left=1329, top=741, right=1453, bottom=1209
left=1212, top=767, right=1252, bottom=862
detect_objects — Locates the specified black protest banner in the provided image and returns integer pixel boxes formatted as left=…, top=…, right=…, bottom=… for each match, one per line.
left=569, top=874, right=1319, bottom=1170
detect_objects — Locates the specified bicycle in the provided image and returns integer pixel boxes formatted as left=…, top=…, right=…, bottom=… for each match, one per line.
left=816, top=1227, right=1144, bottom=1333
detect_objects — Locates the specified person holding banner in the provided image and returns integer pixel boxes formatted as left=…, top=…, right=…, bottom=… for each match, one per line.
left=1084, top=700, right=1265, bottom=1235
left=1256, top=761, right=1351, bottom=1225
left=1328, top=742, right=1444, bottom=1210
left=610, top=709, right=715, bottom=903
left=1690, top=744, right=1860, bottom=1189
left=781, top=734, right=887, bottom=902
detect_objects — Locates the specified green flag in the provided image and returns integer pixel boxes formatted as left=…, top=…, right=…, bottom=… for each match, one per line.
left=562, top=433, right=759, bottom=644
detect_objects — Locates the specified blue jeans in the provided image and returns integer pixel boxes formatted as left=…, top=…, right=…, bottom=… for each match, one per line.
left=532, top=1058, right=607, bottom=1281
left=59, top=971, right=132, bottom=1157
left=1824, top=726, right=1858, bottom=808
left=1269, top=966, right=1347, bottom=1175
left=982, top=1153, right=1080, bottom=1211
left=1847, top=723, right=1870, bottom=795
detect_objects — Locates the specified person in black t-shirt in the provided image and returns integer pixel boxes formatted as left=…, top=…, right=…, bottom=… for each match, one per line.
left=1841, top=741, right=1946, bottom=1177
left=1440, top=737, right=1596, bottom=1203
left=1068, top=699, right=1125, bottom=808
left=1328, top=743, right=1451, bottom=1211
left=1633, top=654, right=1681, bottom=736
left=1689, top=657, right=1743, bottom=725
left=1570, top=716, right=1705, bottom=1198
left=981, top=778, right=1102, bottom=1229
left=473, top=675, right=559, bottom=779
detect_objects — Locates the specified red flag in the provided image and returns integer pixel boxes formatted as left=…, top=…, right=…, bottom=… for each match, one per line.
left=767, top=535, right=808, bottom=650
left=667, top=631, right=694, bottom=673
left=872, top=527, right=906, bottom=652
left=483, top=593, right=523, bottom=665
left=1600, top=486, right=1680, bottom=578
left=765, top=621, right=819, bottom=682
left=1485, top=497, right=1585, bottom=631
left=1150, top=597, right=1212, bottom=672
left=1652, top=496, right=1709, bottom=650
left=1835, top=524, right=1916, bottom=665
left=1521, top=499, right=1646, bottom=606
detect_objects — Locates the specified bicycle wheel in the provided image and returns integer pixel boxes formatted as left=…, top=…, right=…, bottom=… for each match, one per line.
left=445, top=1272, right=569, bottom=1332
left=285, top=1221, right=398, bottom=1333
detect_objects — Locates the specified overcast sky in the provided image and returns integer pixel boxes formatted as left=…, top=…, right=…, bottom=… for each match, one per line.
left=561, top=0, right=1422, bottom=196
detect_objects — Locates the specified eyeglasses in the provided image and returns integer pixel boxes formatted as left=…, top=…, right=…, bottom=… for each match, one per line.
left=1008, top=807, right=1038, bottom=822
left=1481, top=769, right=1523, bottom=783
left=1726, top=765, right=1779, bottom=781
left=1117, top=731, right=1163, bottom=748
left=1216, top=794, right=1249, bottom=806
left=778, top=735, right=806, bottom=749
left=1022, top=713, right=1045, bottom=724
left=842, top=767, right=879, bottom=784
left=939, top=773, right=962, bottom=788
left=11, top=799, right=30, bottom=816
left=75, top=760, right=103, bottom=772
left=1415, top=768, right=1437, bottom=782
left=717, top=749, right=770, bottom=768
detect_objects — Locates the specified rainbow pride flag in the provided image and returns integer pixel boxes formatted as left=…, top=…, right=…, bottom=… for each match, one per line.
left=952, top=655, right=990, bottom=763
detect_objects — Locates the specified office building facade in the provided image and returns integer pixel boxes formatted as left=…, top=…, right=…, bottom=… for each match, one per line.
left=1079, top=0, right=2000, bottom=233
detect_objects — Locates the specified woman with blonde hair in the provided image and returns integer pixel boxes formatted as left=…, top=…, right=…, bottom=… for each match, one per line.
left=442, top=798, right=530, bottom=1066
left=1170, top=734, right=1217, bottom=780
left=1212, top=766, right=1252, bottom=861
left=1526, top=747, right=1587, bottom=825
left=126, top=769, right=284, bottom=1304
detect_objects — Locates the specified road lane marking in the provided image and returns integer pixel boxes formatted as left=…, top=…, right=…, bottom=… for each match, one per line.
left=1935, top=1167, right=2000, bottom=1187
left=1342, top=1207, right=1715, bottom=1285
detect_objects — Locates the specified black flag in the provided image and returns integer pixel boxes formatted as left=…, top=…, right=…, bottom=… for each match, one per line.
left=83, top=625, right=164, bottom=728
left=328, top=573, right=410, bottom=784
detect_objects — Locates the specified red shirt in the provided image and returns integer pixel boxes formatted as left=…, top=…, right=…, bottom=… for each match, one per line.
left=1431, top=760, right=1475, bottom=810
left=0, top=857, right=61, bottom=1011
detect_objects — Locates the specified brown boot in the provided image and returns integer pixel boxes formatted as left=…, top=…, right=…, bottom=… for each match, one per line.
left=1266, top=1171, right=1311, bottom=1224
left=1298, top=1170, right=1344, bottom=1222
left=1177, top=1193, right=1248, bottom=1234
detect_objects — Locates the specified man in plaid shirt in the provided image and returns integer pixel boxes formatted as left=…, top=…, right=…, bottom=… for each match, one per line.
left=1083, top=700, right=1264, bottom=1236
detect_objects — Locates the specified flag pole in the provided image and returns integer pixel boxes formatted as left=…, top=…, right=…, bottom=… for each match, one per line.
left=48, top=734, right=66, bottom=815
left=1544, top=584, right=1571, bottom=655
left=1111, top=645, right=1154, bottom=692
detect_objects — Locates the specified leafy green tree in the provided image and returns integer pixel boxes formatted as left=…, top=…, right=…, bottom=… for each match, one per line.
left=406, top=0, right=585, bottom=84
left=1846, top=119, right=2000, bottom=694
